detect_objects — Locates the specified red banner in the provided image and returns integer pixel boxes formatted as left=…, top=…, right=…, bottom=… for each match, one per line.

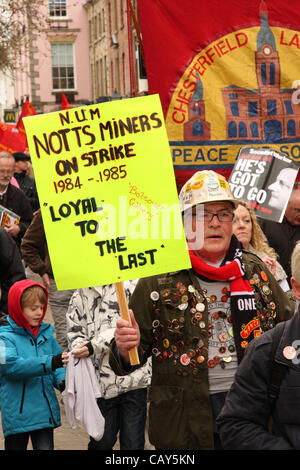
left=0, top=121, right=28, bottom=153
left=137, top=0, right=300, bottom=188
left=16, top=98, right=37, bottom=134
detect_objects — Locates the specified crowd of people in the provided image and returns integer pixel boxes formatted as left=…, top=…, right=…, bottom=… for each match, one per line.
left=0, top=149, right=300, bottom=450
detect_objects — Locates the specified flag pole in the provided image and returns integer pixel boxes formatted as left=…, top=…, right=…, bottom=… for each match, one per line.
left=127, top=0, right=138, bottom=97
left=128, top=0, right=145, bottom=64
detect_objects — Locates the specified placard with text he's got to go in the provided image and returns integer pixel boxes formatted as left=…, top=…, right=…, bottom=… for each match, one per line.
left=24, top=94, right=191, bottom=290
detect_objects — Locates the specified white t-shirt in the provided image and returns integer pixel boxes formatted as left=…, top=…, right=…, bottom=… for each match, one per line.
left=195, top=274, right=238, bottom=394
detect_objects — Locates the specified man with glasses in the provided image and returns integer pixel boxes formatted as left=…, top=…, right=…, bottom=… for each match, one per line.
left=0, top=152, right=33, bottom=247
left=12, top=152, right=40, bottom=213
left=260, top=183, right=300, bottom=283
left=110, top=170, right=293, bottom=450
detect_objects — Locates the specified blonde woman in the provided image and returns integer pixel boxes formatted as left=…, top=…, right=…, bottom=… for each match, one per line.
left=233, top=200, right=289, bottom=292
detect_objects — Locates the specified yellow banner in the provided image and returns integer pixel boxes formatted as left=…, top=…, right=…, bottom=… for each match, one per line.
left=171, top=141, right=300, bottom=168
left=24, top=95, right=191, bottom=289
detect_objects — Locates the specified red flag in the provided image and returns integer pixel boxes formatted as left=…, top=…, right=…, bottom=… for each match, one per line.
left=0, top=121, right=28, bottom=153
left=16, top=98, right=37, bottom=134
left=137, top=0, right=300, bottom=186
left=61, top=92, right=71, bottom=110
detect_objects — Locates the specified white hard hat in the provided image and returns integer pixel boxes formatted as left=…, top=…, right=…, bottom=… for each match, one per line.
left=179, top=170, right=237, bottom=212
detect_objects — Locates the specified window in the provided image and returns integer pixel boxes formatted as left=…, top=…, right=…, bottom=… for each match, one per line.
left=284, top=100, right=294, bottom=115
left=108, top=2, right=112, bottom=35
left=98, top=13, right=102, bottom=37
left=264, top=120, right=282, bottom=142
left=115, top=57, right=120, bottom=93
left=88, top=20, right=92, bottom=44
left=261, top=63, right=267, bottom=85
left=104, top=56, right=108, bottom=94
left=270, top=62, right=275, bottom=85
left=248, top=101, right=258, bottom=117
left=230, top=102, right=239, bottom=117
left=138, top=45, right=147, bottom=79
left=250, top=122, right=259, bottom=138
left=193, top=106, right=201, bottom=116
left=102, top=8, right=106, bottom=33
left=96, top=60, right=100, bottom=97
left=229, top=93, right=238, bottom=99
left=51, top=43, right=74, bottom=90
left=94, top=16, right=97, bottom=39
left=267, top=100, right=277, bottom=116
left=192, top=121, right=204, bottom=136
left=49, top=0, right=67, bottom=18
left=113, top=0, right=118, bottom=30
left=239, top=122, right=247, bottom=137
left=228, top=121, right=237, bottom=138
left=111, top=59, right=114, bottom=92
left=287, top=120, right=296, bottom=136
left=120, top=0, right=124, bottom=27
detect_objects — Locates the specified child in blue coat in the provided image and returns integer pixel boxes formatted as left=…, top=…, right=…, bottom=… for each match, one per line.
left=0, top=279, right=68, bottom=450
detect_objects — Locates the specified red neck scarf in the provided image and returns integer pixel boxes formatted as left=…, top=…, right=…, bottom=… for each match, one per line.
left=188, top=250, right=254, bottom=296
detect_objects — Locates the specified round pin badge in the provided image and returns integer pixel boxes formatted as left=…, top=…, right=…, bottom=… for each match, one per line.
left=283, top=345, right=297, bottom=360
left=150, top=291, right=159, bottom=301
left=196, top=302, right=205, bottom=312
left=262, top=285, right=270, bottom=295
left=180, top=353, right=190, bottom=366
left=223, top=356, right=232, bottom=363
left=161, top=289, right=171, bottom=299
left=261, top=271, right=268, bottom=282
left=178, top=302, right=188, bottom=311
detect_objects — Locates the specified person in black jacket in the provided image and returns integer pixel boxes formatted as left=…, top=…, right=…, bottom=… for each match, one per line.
left=217, top=240, right=300, bottom=450
left=0, top=227, right=26, bottom=325
left=259, top=185, right=300, bottom=283
left=12, top=152, right=39, bottom=213
left=0, top=152, right=33, bottom=247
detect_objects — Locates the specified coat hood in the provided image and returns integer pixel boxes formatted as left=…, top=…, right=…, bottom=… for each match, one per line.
left=8, top=279, right=48, bottom=337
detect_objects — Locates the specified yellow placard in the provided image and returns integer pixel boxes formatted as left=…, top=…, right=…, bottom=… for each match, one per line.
left=24, top=94, right=191, bottom=289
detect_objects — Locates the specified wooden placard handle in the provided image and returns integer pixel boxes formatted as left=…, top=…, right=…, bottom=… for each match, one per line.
left=115, top=282, right=140, bottom=366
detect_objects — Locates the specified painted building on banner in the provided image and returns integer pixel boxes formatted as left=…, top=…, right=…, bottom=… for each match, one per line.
left=184, top=76, right=211, bottom=141
left=222, top=1, right=300, bottom=143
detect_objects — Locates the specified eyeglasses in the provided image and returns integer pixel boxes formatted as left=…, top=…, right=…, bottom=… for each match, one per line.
left=191, top=210, right=234, bottom=223
left=0, top=170, right=13, bottom=176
